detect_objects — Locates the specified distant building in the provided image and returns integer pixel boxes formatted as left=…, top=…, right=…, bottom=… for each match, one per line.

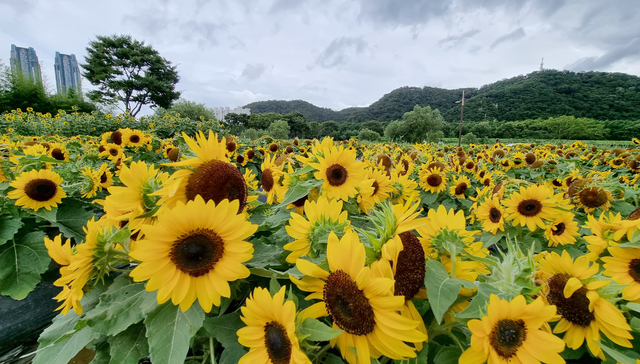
left=54, top=52, right=82, bottom=94
left=213, top=106, right=250, bottom=122
left=10, top=44, right=42, bottom=83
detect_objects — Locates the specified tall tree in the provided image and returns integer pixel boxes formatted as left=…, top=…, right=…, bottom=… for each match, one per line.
left=81, top=34, right=180, bottom=116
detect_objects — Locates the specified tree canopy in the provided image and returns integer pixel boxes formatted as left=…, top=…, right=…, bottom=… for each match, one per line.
left=81, top=34, right=180, bottom=116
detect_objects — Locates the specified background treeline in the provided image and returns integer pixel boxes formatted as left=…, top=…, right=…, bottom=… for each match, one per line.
left=0, top=60, right=97, bottom=114
left=245, top=69, right=640, bottom=123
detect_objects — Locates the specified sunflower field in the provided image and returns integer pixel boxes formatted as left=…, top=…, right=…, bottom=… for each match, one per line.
left=2, top=113, right=640, bottom=364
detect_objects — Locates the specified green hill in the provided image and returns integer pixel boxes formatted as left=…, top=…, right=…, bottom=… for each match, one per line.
left=244, top=70, right=640, bottom=123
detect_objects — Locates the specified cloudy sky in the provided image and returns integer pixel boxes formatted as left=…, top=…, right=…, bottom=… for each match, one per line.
left=2, top=0, right=639, bottom=114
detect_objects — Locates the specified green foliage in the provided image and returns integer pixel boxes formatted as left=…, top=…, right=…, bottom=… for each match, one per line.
left=154, top=99, right=216, bottom=122
left=267, top=119, right=290, bottom=139
left=357, top=128, right=380, bottom=141
left=423, top=260, right=465, bottom=324
left=240, top=128, right=265, bottom=140
left=0, top=230, right=49, bottom=299
left=81, top=34, right=180, bottom=116
left=144, top=303, right=205, bottom=364
left=384, top=105, right=445, bottom=143
left=461, top=132, right=478, bottom=144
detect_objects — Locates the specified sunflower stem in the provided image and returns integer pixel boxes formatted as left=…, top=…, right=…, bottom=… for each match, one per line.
left=209, top=337, right=216, bottom=364
left=311, top=344, right=330, bottom=363
left=450, top=245, right=457, bottom=279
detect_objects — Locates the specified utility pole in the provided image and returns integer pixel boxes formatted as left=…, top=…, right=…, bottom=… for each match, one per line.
left=458, top=90, right=465, bottom=147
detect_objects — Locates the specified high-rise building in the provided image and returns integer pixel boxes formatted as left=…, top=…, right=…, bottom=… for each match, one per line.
left=10, top=44, right=42, bottom=83
left=54, top=52, right=82, bottom=94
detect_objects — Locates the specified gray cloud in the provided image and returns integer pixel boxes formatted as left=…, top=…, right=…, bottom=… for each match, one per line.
left=567, top=38, right=640, bottom=71
left=179, top=21, right=224, bottom=47
left=123, top=13, right=224, bottom=48
left=490, top=28, right=526, bottom=49
left=241, top=63, right=266, bottom=80
left=438, top=29, right=481, bottom=48
left=269, top=0, right=303, bottom=14
left=358, top=0, right=451, bottom=27
left=315, top=37, right=368, bottom=69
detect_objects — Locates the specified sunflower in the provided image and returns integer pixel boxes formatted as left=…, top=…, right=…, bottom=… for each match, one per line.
left=603, top=247, right=640, bottom=302
left=103, top=161, right=169, bottom=233
left=310, top=145, right=365, bottom=201
left=130, top=197, right=257, bottom=313
left=419, top=166, right=447, bottom=194
left=502, top=184, right=558, bottom=232
left=538, top=251, right=633, bottom=359
left=54, top=218, right=119, bottom=315
left=155, top=131, right=247, bottom=214
left=48, top=143, right=69, bottom=162
left=583, top=212, right=624, bottom=261
left=99, top=143, right=124, bottom=161
left=366, top=167, right=394, bottom=205
left=544, top=212, right=579, bottom=247
left=44, top=234, right=72, bottom=267
left=574, top=186, right=613, bottom=213
left=261, top=153, right=284, bottom=204
left=80, top=166, right=100, bottom=198
left=283, top=196, right=350, bottom=263
left=389, top=170, right=419, bottom=204
left=121, top=128, right=147, bottom=148
left=7, top=169, right=67, bottom=211
left=97, top=163, right=114, bottom=189
left=475, top=197, right=505, bottom=234
left=237, top=286, right=311, bottom=364
left=459, top=294, right=564, bottom=364
left=449, top=175, right=471, bottom=199
left=290, top=231, right=426, bottom=364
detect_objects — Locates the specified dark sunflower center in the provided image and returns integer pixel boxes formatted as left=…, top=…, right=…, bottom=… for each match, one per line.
left=326, top=164, right=348, bottom=187
left=490, top=319, right=526, bottom=359
left=479, top=171, right=486, bottom=178
left=427, top=174, right=442, bottom=187
left=226, top=141, right=237, bottom=153
left=236, top=155, right=244, bottom=164
left=170, top=228, right=224, bottom=277
left=51, top=148, right=65, bottom=160
left=261, top=168, right=275, bottom=192
left=269, top=144, right=279, bottom=152
left=109, top=148, right=119, bottom=156
left=517, top=199, right=542, bottom=217
left=394, top=232, right=426, bottom=300
left=402, top=159, right=410, bottom=172
left=628, top=207, right=640, bottom=221
left=264, top=322, right=292, bottom=364
left=614, top=159, right=623, bottom=165
left=489, top=207, right=502, bottom=223
left=628, top=259, right=640, bottom=283
left=185, top=160, right=247, bottom=213
left=372, top=180, right=380, bottom=196
left=286, top=146, right=294, bottom=154
left=110, top=131, right=122, bottom=145
left=292, top=194, right=308, bottom=208
left=483, top=178, right=491, bottom=187
left=100, top=172, right=108, bottom=184
left=247, top=150, right=255, bottom=159
left=24, top=178, right=58, bottom=202
left=465, top=162, right=474, bottom=169
left=454, top=183, right=468, bottom=195
left=525, top=153, right=536, bottom=165
left=546, top=273, right=594, bottom=327
left=167, top=147, right=180, bottom=162
left=324, top=270, right=375, bottom=335
left=552, top=222, right=566, bottom=236
left=552, top=179, right=563, bottom=187
left=578, top=187, right=608, bottom=208
left=130, top=135, right=140, bottom=143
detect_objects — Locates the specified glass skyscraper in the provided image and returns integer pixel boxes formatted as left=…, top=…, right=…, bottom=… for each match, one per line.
left=54, top=52, right=82, bottom=94
left=10, top=44, right=42, bottom=83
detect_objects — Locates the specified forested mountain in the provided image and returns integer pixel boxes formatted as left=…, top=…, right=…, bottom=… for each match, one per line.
left=244, top=70, right=640, bottom=123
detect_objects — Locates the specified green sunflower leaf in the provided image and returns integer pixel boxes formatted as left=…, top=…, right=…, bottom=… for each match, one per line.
left=424, top=260, right=463, bottom=324
left=33, top=310, right=101, bottom=364
left=108, top=322, right=149, bottom=364
left=597, top=341, right=638, bottom=364
left=82, top=274, right=157, bottom=336
left=455, top=283, right=501, bottom=319
left=219, top=341, right=248, bottom=364
left=0, top=230, right=49, bottom=300
left=202, top=311, right=244, bottom=348
left=0, top=215, right=23, bottom=246
left=145, top=302, right=205, bottom=364
left=52, top=199, right=94, bottom=241
left=299, top=318, right=343, bottom=342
